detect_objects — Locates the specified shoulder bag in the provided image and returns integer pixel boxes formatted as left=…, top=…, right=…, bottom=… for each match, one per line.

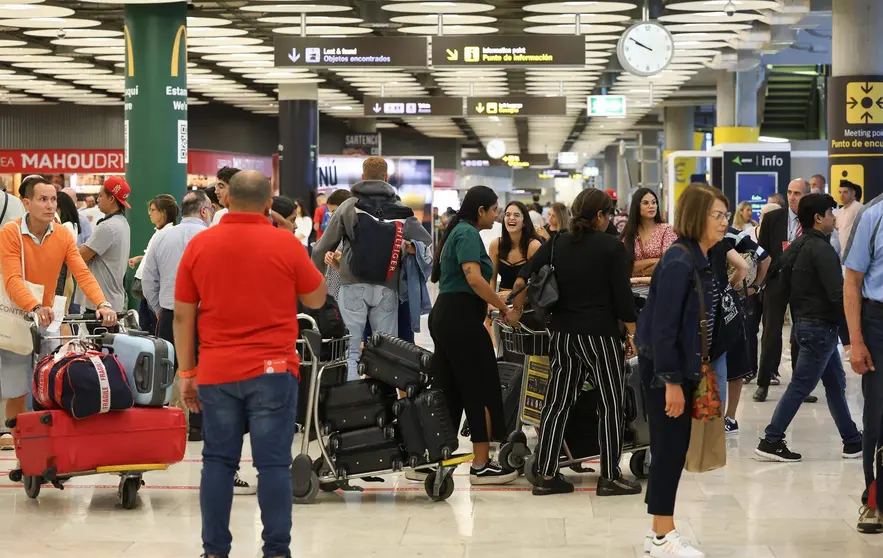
left=0, top=222, right=45, bottom=355
left=671, top=243, right=727, bottom=473
left=526, top=234, right=559, bottom=322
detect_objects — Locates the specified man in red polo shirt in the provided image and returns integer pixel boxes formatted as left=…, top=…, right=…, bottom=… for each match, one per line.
left=173, top=170, right=326, bottom=558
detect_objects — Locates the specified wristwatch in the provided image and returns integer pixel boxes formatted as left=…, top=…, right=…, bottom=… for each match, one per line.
left=97, top=301, right=113, bottom=311
left=31, top=304, right=42, bottom=313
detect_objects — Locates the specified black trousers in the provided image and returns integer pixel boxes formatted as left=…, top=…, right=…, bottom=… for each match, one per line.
left=641, top=357, right=696, bottom=517
left=429, top=292, right=506, bottom=444
left=536, top=332, right=626, bottom=479
left=757, top=295, right=798, bottom=387
left=157, top=309, right=202, bottom=430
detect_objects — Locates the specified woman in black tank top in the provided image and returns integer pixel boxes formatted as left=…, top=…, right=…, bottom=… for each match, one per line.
left=489, top=201, right=541, bottom=298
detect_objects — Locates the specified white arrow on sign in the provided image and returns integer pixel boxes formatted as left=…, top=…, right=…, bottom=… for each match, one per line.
left=373, top=103, right=382, bottom=113
left=288, top=48, right=301, bottom=63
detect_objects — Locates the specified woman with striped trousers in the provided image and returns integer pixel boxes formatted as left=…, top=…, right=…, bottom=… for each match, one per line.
left=512, top=188, right=640, bottom=496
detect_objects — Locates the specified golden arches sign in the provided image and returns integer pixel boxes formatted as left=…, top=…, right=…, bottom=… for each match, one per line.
left=171, top=26, right=187, bottom=78
left=122, top=25, right=187, bottom=78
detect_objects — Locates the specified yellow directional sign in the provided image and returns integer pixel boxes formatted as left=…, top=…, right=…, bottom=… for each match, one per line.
left=445, top=48, right=458, bottom=61
left=831, top=163, right=865, bottom=202
left=846, top=81, right=883, bottom=124
left=487, top=102, right=498, bottom=115
left=474, top=102, right=485, bottom=114
left=464, top=46, right=480, bottom=63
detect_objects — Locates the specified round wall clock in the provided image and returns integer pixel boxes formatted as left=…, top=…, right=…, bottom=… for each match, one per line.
left=616, top=22, right=675, bottom=77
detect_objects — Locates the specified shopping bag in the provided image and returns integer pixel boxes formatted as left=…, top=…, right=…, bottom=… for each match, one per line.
left=0, top=224, right=43, bottom=355
left=685, top=416, right=727, bottom=473
left=692, top=362, right=724, bottom=421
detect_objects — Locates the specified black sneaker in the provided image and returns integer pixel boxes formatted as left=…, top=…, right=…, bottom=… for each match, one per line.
left=200, top=554, right=229, bottom=558
left=596, top=475, right=642, bottom=496
left=188, top=428, right=203, bottom=442
left=842, top=440, right=863, bottom=459
left=469, top=460, right=518, bottom=485
left=233, top=473, right=256, bottom=495
left=754, top=439, right=802, bottom=462
left=724, top=416, right=739, bottom=436
left=753, top=386, right=768, bottom=402
left=532, top=473, right=575, bottom=496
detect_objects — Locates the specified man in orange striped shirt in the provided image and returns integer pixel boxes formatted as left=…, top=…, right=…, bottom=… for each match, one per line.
left=0, top=175, right=117, bottom=447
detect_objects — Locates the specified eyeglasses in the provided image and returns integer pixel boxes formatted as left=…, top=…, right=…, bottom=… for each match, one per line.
left=710, top=211, right=732, bottom=222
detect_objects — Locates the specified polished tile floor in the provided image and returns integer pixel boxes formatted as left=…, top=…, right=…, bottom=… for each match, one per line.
left=1, top=331, right=878, bottom=557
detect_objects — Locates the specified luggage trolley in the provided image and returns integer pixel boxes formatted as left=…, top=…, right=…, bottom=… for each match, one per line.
left=7, top=311, right=177, bottom=510
left=494, top=320, right=650, bottom=484
left=291, top=316, right=471, bottom=504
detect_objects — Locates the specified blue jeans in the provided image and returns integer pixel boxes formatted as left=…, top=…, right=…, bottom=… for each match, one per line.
left=198, top=373, right=298, bottom=558
left=764, top=319, right=861, bottom=445
left=860, top=303, right=883, bottom=504
left=339, top=283, right=398, bottom=381
left=713, top=353, right=727, bottom=409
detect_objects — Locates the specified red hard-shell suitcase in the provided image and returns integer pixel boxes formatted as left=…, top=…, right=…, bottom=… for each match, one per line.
left=12, top=408, right=187, bottom=477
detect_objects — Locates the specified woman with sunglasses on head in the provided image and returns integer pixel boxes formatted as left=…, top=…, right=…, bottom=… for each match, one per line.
left=512, top=189, right=640, bottom=497
left=621, top=188, right=677, bottom=279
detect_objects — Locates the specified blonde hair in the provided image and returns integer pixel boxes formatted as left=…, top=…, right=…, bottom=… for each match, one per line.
left=733, top=201, right=756, bottom=229
left=674, top=183, right=729, bottom=241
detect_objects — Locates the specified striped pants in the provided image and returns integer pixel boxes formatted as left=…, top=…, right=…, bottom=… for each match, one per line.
left=536, top=332, right=626, bottom=479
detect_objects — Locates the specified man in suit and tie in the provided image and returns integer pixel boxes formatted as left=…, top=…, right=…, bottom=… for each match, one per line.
left=755, top=178, right=813, bottom=402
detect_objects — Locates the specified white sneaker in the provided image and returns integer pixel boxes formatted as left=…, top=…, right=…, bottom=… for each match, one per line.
left=233, top=473, right=256, bottom=495
left=649, top=530, right=705, bottom=557
left=644, top=529, right=656, bottom=553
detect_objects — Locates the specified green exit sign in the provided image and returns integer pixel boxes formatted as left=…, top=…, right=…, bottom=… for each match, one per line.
left=587, top=95, right=627, bottom=117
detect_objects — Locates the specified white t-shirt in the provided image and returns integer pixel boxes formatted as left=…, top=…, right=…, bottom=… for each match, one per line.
left=295, top=216, right=312, bottom=246
left=0, top=192, right=24, bottom=226
left=211, top=207, right=228, bottom=227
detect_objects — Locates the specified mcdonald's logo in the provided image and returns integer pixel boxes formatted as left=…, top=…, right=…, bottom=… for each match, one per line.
left=124, top=24, right=134, bottom=77
left=171, top=25, right=187, bottom=78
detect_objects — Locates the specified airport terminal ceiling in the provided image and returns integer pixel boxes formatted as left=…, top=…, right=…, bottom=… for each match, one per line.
left=0, top=1, right=827, bottom=159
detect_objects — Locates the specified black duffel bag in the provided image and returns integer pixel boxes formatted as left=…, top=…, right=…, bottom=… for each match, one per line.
left=33, top=345, right=134, bottom=419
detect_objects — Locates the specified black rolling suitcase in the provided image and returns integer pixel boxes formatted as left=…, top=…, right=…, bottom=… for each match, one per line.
left=498, top=361, right=522, bottom=435
left=297, top=363, right=347, bottom=438
left=320, top=379, right=395, bottom=433
left=359, top=333, right=432, bottom=396
left=393, top=389, right=459, bottom=466
left=623, top=357, right=651, bottom=446
left=331, top=426, right=406, bottom=476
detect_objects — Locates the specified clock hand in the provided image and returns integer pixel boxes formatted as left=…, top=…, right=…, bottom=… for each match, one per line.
left=629, top=37, right=653, bottom=51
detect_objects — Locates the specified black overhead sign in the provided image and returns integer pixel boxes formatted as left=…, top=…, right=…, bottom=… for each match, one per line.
left=363, top=96, right=463, bottom=117
left=466, top=96, right=567, bottom=116
left=433, top=35, right=585, bottom=67
left=275, top=37, right=428, bottom=68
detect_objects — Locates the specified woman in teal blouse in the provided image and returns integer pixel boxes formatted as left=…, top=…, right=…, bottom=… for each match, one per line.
left=430, top=185, right=521, bottom=485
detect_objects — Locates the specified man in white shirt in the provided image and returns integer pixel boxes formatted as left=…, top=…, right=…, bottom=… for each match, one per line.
left=210, top=166, right=239, bottom=227
left=837, top=180, right=864, bottom=257
left=78, top=195, right=103, bottom=226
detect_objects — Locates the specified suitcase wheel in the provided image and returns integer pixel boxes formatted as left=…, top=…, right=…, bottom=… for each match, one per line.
left=4, top=418, right=15, bottom=429
left=392, top=400, right=405, bottom=417
left=524, top=454, right=540, bottom=487
left=376, top=413, right=388, bottom=428
left=23, top=475, right=42, bottom=499
left=629, top=450, right=649, bottom=480
left=8, top=469, right=22, bottom=483
left=498, top=442, right=530, bottom=474
left=119, top=476, right=141, bottom=509
left=424, top=470, right=454, bottom=502
left=357, top=362, right=367, bottom=376
left=420, top=354, right=432, bottom=369
left=370, top=332, right=384, bottom=347
left=405, top=384, right=420, bottom=399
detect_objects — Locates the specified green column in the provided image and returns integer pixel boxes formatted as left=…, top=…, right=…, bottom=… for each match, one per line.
left=124, top=2, right=188, bottom=256
left=123, top=2, right=187, bottom=309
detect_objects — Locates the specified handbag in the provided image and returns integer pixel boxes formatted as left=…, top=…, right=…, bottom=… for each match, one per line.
left=526, top=235, right=559, bottom=322
left=672, top=244, right=726, bottom=473
left=0, top=222, right=45, bottom=355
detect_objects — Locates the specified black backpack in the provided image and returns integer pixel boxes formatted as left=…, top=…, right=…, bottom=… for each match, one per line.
left=765, top=234, right=810, bottom=305
left=349, top=194, right=414, bottom=283
left=298, top=295, right=348, bottom=340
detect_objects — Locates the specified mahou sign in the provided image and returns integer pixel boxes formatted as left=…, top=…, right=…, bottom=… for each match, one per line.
left=0, top=150, right=126, bottom=174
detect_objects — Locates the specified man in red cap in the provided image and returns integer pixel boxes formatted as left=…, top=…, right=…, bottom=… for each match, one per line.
left=79, top=176, right=132, bottom=312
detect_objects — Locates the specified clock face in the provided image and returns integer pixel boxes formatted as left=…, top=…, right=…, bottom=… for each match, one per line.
left=617, top=22, right=674, bottom=77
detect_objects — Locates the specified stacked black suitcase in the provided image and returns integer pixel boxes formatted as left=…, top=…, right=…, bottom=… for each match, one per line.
left=361, top=333, right=460, bottom=469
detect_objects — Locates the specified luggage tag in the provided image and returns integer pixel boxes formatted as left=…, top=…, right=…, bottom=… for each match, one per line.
left=264, top=359, right=288, bottom=374
left=782, top=240, right=791, bottom=251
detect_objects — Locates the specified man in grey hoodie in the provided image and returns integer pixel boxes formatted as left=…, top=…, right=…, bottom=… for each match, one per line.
left=312, top=157, right=432, bottom=380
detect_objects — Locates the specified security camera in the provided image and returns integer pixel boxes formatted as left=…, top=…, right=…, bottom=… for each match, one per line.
left=724, top=1, right=736, bottom=16
left=57, top=28, right=67, bottom=40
